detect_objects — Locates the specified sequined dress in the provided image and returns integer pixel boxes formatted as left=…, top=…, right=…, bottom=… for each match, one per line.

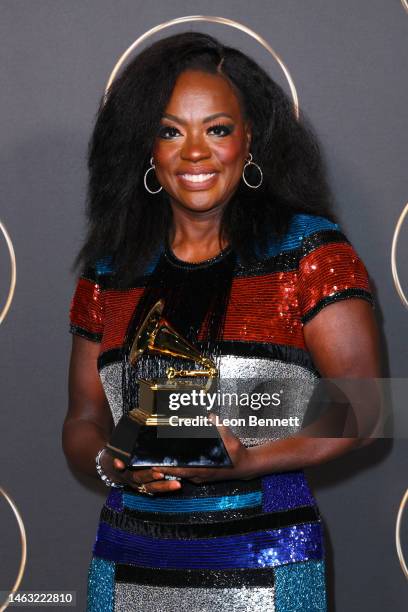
left=69, top=214, right=373, bottom=612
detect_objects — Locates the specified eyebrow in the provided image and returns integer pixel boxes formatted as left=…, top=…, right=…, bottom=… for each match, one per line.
left=162, top=112, right=234, bottom=125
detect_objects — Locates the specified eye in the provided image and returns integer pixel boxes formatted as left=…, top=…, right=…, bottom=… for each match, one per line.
left=207, top=123, right=234, bottom=137
left=158, top=125, right=181, bottom=139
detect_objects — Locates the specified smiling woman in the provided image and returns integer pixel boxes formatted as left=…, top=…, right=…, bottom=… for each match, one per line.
left=63, top=31, right=380, bottom=611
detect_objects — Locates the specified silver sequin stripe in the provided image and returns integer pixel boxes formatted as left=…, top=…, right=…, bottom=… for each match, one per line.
left=216, top=356, right=317, bottom=443
left=99, top=361, right=124, bottom=426
left=114, top=583, right=275, bottom=612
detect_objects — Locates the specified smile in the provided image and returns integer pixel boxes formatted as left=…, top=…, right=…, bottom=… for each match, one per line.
left=179, top=173, right=216, bottom=183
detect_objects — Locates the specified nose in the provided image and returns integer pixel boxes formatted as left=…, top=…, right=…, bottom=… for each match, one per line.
left=180, top=132, right=211, bottom=162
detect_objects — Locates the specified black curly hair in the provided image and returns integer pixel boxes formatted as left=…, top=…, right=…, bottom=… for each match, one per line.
left=73, top=31, right=336, bottom=286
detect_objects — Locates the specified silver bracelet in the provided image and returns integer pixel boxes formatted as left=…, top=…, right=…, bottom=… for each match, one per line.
left=95, top=448, right=124, bottom=489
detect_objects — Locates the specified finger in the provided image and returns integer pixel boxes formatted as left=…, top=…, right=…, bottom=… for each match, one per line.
left=155, top=468, right=220, bottom=484
left=158, top=467, right=219, bottom=481
left=150, top=468, right=181, bottom=481
left=131, top=469, right=165, bottom=485
left=131, top=479, right=182, bottom=494
left=154, top=467, right=193, bottom=479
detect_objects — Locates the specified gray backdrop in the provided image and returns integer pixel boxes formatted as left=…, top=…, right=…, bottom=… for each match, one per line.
left=0, top=1, right=407, bottom=610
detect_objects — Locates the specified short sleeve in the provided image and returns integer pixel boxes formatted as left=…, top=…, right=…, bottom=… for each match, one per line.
left=298, top=225, right=374, bottom=324
left=69, top=270, right=105, bottom=342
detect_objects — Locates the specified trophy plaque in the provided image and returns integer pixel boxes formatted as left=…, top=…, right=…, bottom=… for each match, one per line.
left=106, top=300, right=232, bottom=468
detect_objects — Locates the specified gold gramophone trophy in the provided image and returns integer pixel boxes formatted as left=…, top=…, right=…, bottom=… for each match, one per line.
left=106, top=300, right=232, bottom=468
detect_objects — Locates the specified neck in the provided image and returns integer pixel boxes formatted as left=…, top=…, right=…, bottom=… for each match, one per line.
left=169, top=202, right=228, bottom=262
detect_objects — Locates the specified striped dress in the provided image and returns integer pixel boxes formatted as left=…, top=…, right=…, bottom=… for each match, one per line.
left=69, top=213, right=373, bottom=611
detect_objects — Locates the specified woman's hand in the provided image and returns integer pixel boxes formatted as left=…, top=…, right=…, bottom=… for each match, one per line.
left=151, top=417, right=251, bottom=484
left=100, top=451, right=181, bottom=494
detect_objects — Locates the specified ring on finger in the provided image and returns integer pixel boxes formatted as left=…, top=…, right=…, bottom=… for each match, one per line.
left=137, top=483, right=154, bottom=496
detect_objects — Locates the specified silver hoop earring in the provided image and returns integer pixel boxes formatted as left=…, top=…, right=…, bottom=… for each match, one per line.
left=144, top=157, right=163, bottom=194
left=242, top=153, right=263, bottom=189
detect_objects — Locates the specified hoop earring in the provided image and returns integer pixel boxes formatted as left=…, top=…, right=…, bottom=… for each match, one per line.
left=242, top=153, right=263, bottom=189
left=144, top=157, right=163, bottom=194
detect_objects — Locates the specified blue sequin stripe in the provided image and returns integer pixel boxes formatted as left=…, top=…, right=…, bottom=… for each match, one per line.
left=94, top=246, right=162, bottom=277
left=263, top=214, right=340, bottom=257
left=274, top=559, right=327, bottom=611
left=122, top=490, right=262, bottom=512
left=86, top=556, right=115, bottom=612
left=262, top=471, right=316, bottom=513
left=94, top=255, right=114, bottom=275
left=93, top=521, right=324, bottom=569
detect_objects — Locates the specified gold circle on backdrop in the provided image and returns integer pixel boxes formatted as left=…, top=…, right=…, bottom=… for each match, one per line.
left=0, top=487, right=27, bottom=612
left=0, top=220, right=16, bottom=325
left=396, top=488, right=408, bottom=579
left=391, top=202, right=408, bottom=310
left=103, top=15, right=299, bottom=119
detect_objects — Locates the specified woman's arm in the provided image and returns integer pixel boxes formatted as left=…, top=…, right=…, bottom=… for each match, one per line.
left=62, top=335, right=180, bottom=493
left=156, top=298, right=382, bottom=483
left=63, top=335, right=117, bottom=476
left=241, top=298, right=382, bottom=479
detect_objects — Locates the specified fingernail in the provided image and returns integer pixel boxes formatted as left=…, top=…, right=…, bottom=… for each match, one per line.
left=155, top=472, right=165, bottom=479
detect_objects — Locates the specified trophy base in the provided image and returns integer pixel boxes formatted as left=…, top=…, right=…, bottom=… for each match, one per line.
left=106, top=414, right=232, bottom=468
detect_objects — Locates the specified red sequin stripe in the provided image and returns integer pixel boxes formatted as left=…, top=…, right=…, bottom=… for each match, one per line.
left=99, top=276, right=306, bottom=351
left=298, top=242, right=371, bottom=318
left=70, top=277, right=104, bottom=336
left=220, top=272, right=305, bottom=348
left=101, top=287, right=145, bottom=352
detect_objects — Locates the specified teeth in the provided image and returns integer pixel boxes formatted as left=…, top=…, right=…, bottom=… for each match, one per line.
left=181, top=173, right=216, bottom=183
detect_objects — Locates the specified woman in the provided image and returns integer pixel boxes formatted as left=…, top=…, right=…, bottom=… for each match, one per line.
left=63, top=32, right=380, bottom=611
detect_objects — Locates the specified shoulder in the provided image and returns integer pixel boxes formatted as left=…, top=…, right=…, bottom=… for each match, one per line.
left=289, top=212, right=340, bottom=243
left=287, top=212, right=344, bottom=252
left=234, top=213, right=344, bottom=278
left=260, top=212, right=343, bottom=259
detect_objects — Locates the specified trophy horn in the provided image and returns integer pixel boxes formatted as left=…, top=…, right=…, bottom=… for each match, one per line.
left=129, top=299, right=217, bottom=378
left=129, top=299, right=165, bottom=365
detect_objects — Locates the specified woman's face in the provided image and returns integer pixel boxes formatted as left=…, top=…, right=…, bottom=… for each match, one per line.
left=152, top=70, right=251, bottom=214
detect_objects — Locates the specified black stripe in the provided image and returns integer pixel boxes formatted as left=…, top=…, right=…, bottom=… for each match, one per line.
left=115, top=565, right=275, bottom=587
left=97, top=341, right=318, bottom=374
left=69, top=324, right=102, bottom=343
left=234, top=250, right=300, bottom=276
left=108, top=504, right=263, bottom=524
left=101, top=505, right=319, bottom=539
left=302, top=289, right=374, bottom=324
left=97, top=347, right=123, bottom=370
left=301, top=229, right=349, bottom=256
